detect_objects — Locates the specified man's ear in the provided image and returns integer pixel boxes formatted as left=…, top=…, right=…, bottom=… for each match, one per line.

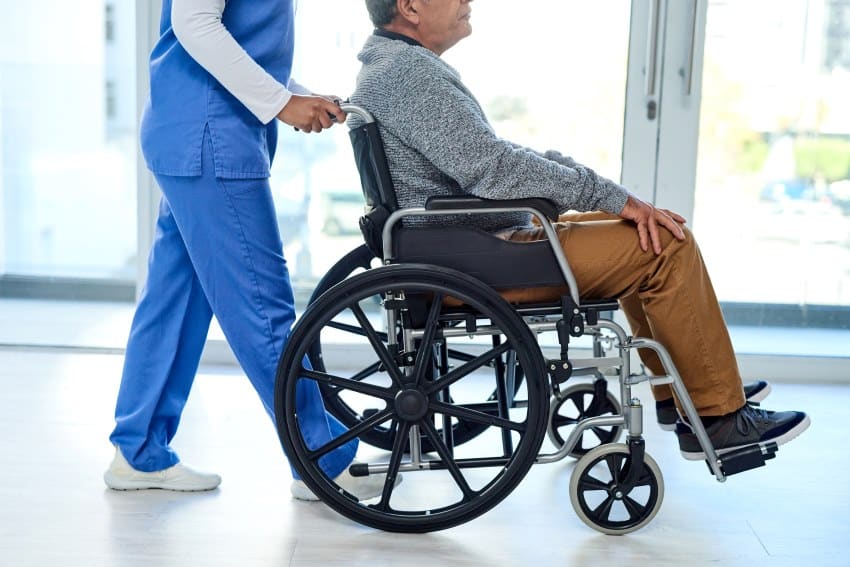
left=397, top=0, right=421, bottom=25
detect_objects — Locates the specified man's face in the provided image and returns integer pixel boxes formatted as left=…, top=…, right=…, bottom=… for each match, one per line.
left=415, top=0, right=473, bottom=54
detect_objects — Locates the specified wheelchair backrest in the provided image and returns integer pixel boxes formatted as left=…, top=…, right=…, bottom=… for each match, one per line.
left=349, top=121, right=398, bottom=213
left=347, top=113, right=399, bottom=257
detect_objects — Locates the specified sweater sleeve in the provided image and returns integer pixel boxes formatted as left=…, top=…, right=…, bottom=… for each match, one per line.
left=388, top=65, right=629, bottom=215
left=171, top=0, right=292, bottom=124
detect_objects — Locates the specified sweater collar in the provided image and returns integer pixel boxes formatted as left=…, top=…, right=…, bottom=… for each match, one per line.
left=373, top=28, right=423, bottom=48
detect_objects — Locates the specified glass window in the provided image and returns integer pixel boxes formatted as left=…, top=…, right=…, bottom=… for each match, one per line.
left=446, top=1, right=630, bottom=184
left=0, top=0, right=137, bottom=284
left=693, top=0, right=850, bottom=328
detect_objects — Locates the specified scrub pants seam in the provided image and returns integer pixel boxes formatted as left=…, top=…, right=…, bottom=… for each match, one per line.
left=215, top=177, right=281, bottom=386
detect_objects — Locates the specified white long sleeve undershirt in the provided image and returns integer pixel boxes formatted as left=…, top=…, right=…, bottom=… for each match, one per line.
left=171, top=0, right=309, bottom=124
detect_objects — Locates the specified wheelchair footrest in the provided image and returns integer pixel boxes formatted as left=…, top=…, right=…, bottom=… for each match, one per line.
left=711, top=442, right=778, bottom=476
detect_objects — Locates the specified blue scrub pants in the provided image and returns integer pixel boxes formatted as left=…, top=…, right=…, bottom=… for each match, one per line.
left=109, top=131, right=357, bottom=479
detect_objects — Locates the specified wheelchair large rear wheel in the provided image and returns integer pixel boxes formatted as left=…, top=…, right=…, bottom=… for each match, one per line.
left=275, top=264, right=549, bottom=532
left=308, top=245, right=526, bottom=453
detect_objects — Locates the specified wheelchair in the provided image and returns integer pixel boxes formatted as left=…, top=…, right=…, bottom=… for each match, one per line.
left=273, top=104, right=779, bottom=534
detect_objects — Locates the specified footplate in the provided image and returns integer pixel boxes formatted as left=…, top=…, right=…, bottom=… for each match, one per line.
left=709, top=442, right=778, bottom=476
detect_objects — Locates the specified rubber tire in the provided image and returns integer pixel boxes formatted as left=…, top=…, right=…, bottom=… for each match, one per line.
left=569, top=443, right=664, bottom=535
left=275, top=264, right=549, bottom=532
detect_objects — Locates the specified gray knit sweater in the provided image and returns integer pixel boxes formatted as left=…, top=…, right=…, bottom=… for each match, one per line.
left=350, top=34, right=630, bottom=232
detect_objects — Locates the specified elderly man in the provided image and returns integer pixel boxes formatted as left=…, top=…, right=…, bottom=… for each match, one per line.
left=352, top=0, right=808, bottom=459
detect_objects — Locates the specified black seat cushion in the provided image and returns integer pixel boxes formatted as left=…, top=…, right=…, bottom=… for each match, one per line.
left=395, top=226, right=567, bottom=290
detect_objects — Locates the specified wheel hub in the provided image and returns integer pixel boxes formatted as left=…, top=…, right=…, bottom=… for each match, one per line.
left=394, top=389, right=429, bottom=422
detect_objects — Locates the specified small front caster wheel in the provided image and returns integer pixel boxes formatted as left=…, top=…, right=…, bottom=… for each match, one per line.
left=548, top=382, right=622, bottom=458
left=569, top=443, right=664, bottom=535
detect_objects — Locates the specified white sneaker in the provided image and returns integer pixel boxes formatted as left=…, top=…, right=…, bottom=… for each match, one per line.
left=104, top=448, right=221, bottom=492
left=291, top=461, right=402, bottom=502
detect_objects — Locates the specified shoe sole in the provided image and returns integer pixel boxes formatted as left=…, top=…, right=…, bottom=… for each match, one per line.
left=104, top=472, right=219, bottom=492
left=658, top=421, right=677, bottom=432
left=747, top=382, right=772, bottom=404
left=680, top=414, right=810, bottom=461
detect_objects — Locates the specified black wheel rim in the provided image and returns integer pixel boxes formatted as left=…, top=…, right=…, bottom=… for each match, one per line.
left=275, top=264, right=548, bottom=533
left=574, top=447, right=661, bottom=532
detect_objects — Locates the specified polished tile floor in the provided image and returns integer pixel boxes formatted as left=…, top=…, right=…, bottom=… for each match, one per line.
left=0, top=348, right=847, bottom=566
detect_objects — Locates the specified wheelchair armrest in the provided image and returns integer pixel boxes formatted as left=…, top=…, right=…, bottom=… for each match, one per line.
left=425, top=196, right=560, bottom=221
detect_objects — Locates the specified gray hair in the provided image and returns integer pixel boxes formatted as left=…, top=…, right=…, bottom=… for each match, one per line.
left=365, top=0, right=398, bottom=27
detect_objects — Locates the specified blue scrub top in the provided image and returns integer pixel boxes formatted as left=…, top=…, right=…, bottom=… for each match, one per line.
left=140, top=0, right=295, bottom=179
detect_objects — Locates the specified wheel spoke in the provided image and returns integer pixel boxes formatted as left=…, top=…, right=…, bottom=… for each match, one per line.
left=375, top=421, right=410, bottom=511
left=325, top=319, right=388, bottom=342
left=575, top=436, right=587, bottom=453
left=301, top=367, right=394, bottom=401
left=567, top=396, right=585, bottom=418
left=622, top=494, right=648, bottom=519
left=552, top=414, right=578, bottom=428
left=419, top=418, right=475, bottom=500
left=446, top=348, right=476, bottom=363
left=306, top=408, right=395, bottom=461
left=636, top=471, right=655, bottom=486
left=591, top=426, right=611, bottom=443
left=347, top=361, right=383, bottom=383
left=431, top=400, right=525, bottom=432
left=349, top=303, right=405, bottom=389
left=324, top=361, right=384, bottom=400
left=578, top=476, right=609, bottom=493
left=423, top=341, right=512, bottom=396
left=591, top=494, right=616, bottom=520
left=604, top=454, right=622, bottom=482
left=413, top=293, right=443, bottom=388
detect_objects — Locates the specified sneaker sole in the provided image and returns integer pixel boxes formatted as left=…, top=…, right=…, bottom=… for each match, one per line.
left=658, top=421, right=678, bottom=432
left=747, top=382, right=772, bottom=404
left=104, top=472, right=219, bottom=492
left=680, top=414, right=810, bottom=461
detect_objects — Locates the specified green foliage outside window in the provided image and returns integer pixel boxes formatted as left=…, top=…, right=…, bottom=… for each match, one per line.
left=793, top=137, right=850, bottom=182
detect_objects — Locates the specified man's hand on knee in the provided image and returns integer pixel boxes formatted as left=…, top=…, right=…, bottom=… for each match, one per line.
left=618, top=195, right=687, bottom=254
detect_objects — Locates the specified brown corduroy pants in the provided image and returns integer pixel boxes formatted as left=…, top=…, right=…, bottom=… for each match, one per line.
left=500, top=212, right=745, bottom=416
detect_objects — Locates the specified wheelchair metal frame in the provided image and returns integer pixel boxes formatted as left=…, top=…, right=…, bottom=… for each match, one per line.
left=380, top=200, right=727, bottom=481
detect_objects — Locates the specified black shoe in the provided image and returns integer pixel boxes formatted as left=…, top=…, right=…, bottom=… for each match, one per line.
left=676, top=403, right=810, bottom=461
left=656, top=380, right=772, bottom=431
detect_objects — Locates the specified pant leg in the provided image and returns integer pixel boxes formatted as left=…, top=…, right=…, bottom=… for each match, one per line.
left=558, top=213, right=675, bottom=402
left=507, top=217, right=745, bottom=416
left=110, top=198, right=213, bottom=472
left=152, top=131, right=356, bottom=478
left=619, top=293, right=675, bottom=402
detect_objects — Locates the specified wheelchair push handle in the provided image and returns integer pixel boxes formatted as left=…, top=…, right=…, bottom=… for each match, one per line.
left=340, top=103, right=375, bottom=124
